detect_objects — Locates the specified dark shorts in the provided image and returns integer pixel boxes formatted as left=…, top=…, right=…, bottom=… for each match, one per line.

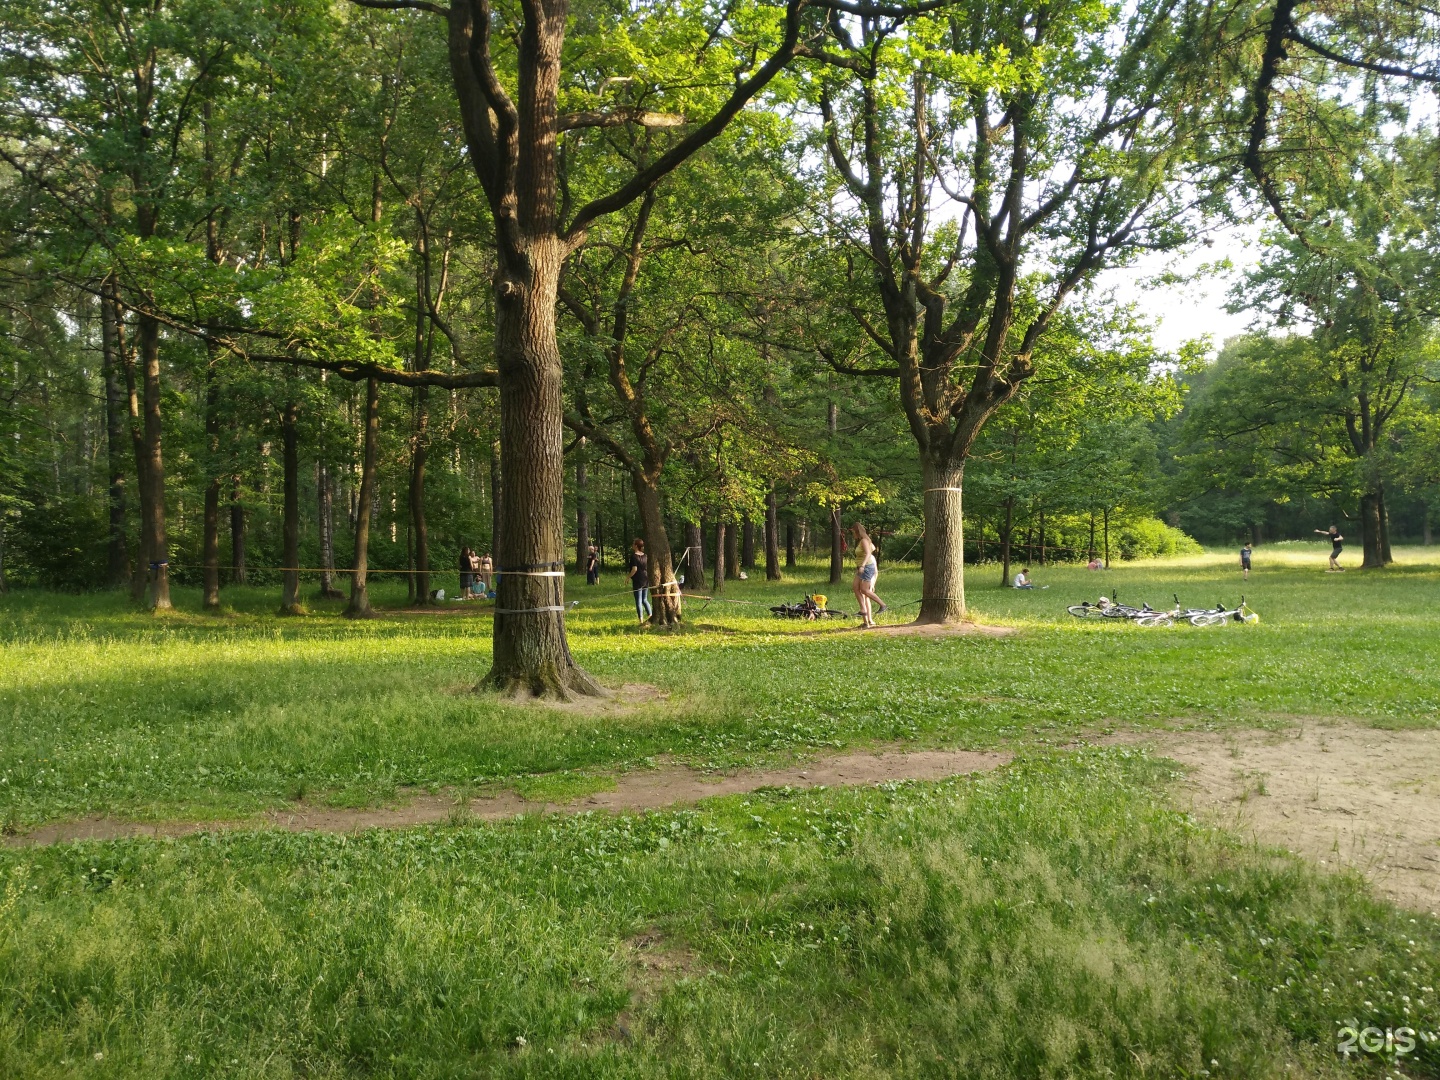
left=1332, top=545, right=1342, bottom=557
left=1241, top=558, right=1251, bottom=569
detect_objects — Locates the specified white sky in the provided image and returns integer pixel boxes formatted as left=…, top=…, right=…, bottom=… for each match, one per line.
left=1104, top=222, right=1267, bottom=357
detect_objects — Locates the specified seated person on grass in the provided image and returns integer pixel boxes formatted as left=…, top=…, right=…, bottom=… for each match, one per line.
left=1013, top=568, right=1034, bottom=589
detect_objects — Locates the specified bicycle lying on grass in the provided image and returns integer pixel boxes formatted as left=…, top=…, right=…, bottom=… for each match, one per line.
left=1067, top=593, right=1259, bottom=627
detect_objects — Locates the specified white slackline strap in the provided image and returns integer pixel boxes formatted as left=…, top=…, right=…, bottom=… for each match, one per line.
left=495, top=605, right=566, bottom=614
left=924, top=488, right=964, bottom=494
left=497, top=570, right=566, bottom=577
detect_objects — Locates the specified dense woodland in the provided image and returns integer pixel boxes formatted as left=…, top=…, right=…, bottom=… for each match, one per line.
left=2, top=0, right=1438, bottom=690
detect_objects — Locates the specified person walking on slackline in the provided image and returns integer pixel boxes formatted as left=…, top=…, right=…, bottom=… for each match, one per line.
left=1315, top=526, right=1344, bottom=572
left=850, top=521, right=885, bottom=629
left=627, top=538, right=652, bottom=625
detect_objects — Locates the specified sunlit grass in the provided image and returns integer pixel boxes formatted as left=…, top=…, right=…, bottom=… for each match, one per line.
left=1, top=546, right=1437, bottom=827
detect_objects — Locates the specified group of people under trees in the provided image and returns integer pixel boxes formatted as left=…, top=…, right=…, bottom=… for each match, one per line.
left=461, top=520, right=1349, bottom=620
left=456, top=547, right=494, bottom=600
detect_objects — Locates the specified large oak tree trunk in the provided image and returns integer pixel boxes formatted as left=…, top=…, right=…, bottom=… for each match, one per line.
left=917, top=461, right=966, bottom=623
left=409, top=384, right=431, bottom=604
left=713, top=520, right=727, bottom=593
left=1360, top=491, right=1385, bottom=569
left=100, top=279, right=129, bottom=586
left=765, top=488, right=781, bottom=580
left=682, top=521, right=704, bottom=592
left=485, top=241, right=599, bottom=697
left=633, top=472, right=681, bottom=626
left=279, top=388, right=302, bottom=615
left=345, top=377, right=380, bottom=618
left=136, top=313, right=171, bottom=610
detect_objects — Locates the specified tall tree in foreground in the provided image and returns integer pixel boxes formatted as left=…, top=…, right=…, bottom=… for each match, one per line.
left=805, top=0, right=1221, bottom=621
left=350, top=0, right=814, bottom=694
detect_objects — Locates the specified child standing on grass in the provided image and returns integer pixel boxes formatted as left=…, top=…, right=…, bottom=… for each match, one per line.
left=1240, top=542, right=1252, bottom=580
left=1315, top=526, right=1344, bottom=571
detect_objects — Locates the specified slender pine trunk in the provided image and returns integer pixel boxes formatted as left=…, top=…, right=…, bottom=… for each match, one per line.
left=575, top=440, right=589, bottom=575
left=279, top=385, right=302, bottom=615
left=785, top=520, right=796, bottom=569
left=200, top=352, right=223, bottom=610
left=682, top=521, right=704, bottom=592
left=230, top=476, right=247, bottom=585
left=100, top=279, right=130, bottom=586
left=410, top=384, right=431, bottom=604
left=345, top=378, right=380, bottom=618
left=136, top=313, right=170, bottom=610
left=1000, top=495, right=1015, bottom=588
left=829, top=507, right=843, bottom=585
left=726, top=519, right=740, bottom=580
left=741, top=517, right=755, bottom=570
left=317, top=460, right=342, bottom=598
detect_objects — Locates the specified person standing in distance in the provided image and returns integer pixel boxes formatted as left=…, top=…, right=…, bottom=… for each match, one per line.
left=585, top=544, right=599, bottom=586
left=1314, top=526, right=1344, bottom=572
left=1240, top=541, right=1252, bottom=580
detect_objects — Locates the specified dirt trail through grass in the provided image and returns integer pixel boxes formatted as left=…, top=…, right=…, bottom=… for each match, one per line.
left=1145, top=723, right=1440, bottom=912
left=7, top=747, right=1010, bottom=847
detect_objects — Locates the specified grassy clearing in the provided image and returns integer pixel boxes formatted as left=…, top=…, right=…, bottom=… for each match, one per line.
left=1, top=544, right=1436, bottom=827
left=1, top=547, right=1438, bottom=1077
left=2, top=749, right=1437, bottom=1078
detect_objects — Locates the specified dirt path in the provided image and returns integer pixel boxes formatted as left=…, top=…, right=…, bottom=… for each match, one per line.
left=7, top=747, right=1010, bottom=848
left=1140, top=724, right=1440, bottom=913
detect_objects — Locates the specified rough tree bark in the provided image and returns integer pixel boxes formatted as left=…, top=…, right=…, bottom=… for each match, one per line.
left=345, top=377, right=380, bottom=618
left=725, top=520, right=740, bottom=581
left=683, top=520, right=704, bottom=591
left=999, top=494, right=1015, bottom=589
left=347, top=0, right=805, bottom=693
left=829, top=507, right=844, bottom=585
left=765, top=488, right=781, bottom=580
left=741, top=517, right=755, bottom=570
left=712, top=521, right=727, bottom=593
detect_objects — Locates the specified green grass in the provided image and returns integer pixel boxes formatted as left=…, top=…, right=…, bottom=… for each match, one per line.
left=2, top=751, right=1437, bottom=1077
left=1, top=545, right=1436, bottom=827
left=2, top=545, right=1439, bottom=1077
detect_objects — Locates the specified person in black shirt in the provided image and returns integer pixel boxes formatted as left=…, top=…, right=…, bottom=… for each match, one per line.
left=1314, top=526, right=1344, bottom=571
left=586, top=544, right=599, bottom=586
left=626, top=538, right=651, bottom=623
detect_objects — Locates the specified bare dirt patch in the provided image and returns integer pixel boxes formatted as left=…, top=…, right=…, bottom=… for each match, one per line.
left=8, top=746, right=1010, bottom=848
left=1140, top=724, right=1440, bottom=913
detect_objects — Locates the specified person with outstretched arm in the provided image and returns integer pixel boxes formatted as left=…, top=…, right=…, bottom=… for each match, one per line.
left=1315, top=526, right=1344, bottom=572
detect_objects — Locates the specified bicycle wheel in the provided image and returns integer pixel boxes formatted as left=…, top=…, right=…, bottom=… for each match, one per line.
left=1067, top=604, right=1101, bottom=619
left=1137, top=615, right=1173, bottom=628
left=1190, top=612, right=1224, bottom=627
